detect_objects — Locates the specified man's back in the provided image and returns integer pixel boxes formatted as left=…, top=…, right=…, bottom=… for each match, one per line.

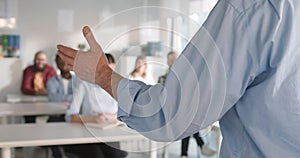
left=116, top=0, right=300, bottom=157
left=209, top=0, right=300, bottom=157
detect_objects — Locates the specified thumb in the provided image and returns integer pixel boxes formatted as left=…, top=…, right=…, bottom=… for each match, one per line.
left=83, top=26, right=102, bottom=51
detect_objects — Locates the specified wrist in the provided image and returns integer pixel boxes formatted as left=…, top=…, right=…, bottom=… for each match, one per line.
left=95, top=65, right=113, bottom=93
left=95, top=65, right=123, bottom=99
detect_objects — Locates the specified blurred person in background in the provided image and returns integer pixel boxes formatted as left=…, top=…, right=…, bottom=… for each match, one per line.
left=129, top=55, right=155, bottom=85
left=64, top=53, right=127, bottom=158
left=45, top=54, right=74, bottom=158
left=47, top=54, right=73, bottom=105
left=21, top=51, right=56, bottom=95
left=21, top=51, right=57, bottom=123
left=158, top=51, right=178, bottom=85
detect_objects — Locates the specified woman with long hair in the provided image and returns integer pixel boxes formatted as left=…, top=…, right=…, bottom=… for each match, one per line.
left=129, top=55, right=155, bottom=85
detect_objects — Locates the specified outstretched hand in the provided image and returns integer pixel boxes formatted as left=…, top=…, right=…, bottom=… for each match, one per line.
left=57, top=26, right=123, bottom=99
left=57, top=26, right=108, bottom=83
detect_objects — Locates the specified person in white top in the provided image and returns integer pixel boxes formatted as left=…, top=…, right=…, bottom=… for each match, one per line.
left=64, top=53, right=127, bottom=158
left=129, top=55, right=155, bottom=85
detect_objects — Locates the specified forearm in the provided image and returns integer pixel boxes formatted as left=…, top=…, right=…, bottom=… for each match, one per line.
left=70, top=114, right=97, bottom=123
left=70, top=114, right=117, bottom=124
left=102, top=114, right=118, bottom=123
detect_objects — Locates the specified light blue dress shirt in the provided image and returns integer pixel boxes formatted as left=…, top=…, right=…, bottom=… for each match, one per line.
left=65, top=77, right=118, bottom=122
left=47, top=75, right=73, bottom=102
left=116, top=0, right=300, bottom=157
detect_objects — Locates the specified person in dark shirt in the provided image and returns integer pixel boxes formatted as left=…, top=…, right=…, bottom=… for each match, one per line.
left=158, top=51, right=178, bottom=85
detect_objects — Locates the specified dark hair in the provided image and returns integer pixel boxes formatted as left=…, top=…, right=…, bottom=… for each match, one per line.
left=55, top=54, right=60, bottom=62
left=105, top=53, right=115, bottom=64
left=167, top=51, right=178, bottom=57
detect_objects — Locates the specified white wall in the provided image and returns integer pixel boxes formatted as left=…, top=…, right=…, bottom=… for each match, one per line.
left=0, top=58, right=22, bottom=101
left=17, top=0, right=163, bottom=67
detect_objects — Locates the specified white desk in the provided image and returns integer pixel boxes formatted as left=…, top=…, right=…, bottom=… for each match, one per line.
left=6, top=94, right=48, bottom=103
left=0, top=102, right=67, bottom=124
left=0, top=102, right=66, bottom=117
left=0, top=123, right=152, bottom=158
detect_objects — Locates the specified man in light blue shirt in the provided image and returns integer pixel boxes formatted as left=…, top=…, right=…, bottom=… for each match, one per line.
left=57, top=0, right=300, bottom=157
left=46, top=54, right=73, bottom=158
left=47, top=54, right=73, bottom=104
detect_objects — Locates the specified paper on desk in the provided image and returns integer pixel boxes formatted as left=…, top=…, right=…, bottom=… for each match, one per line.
left=0, top=110, right=13, bottom=116
left=84, top=122, right=125, bottom=130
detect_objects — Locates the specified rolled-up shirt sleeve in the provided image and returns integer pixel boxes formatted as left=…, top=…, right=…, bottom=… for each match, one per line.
left=65, top=77, right=85, bottom=122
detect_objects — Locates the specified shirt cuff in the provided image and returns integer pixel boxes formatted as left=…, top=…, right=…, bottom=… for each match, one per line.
left=117, top=78, right=133, bottom=119
left=65, top=109, right=79, bottom=122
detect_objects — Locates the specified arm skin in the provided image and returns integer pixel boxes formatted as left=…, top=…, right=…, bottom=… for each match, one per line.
left=70, top=114, right=117, bottom=124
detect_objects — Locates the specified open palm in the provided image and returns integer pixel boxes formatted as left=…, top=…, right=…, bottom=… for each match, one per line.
left=57, top=26, right=108, bottom=83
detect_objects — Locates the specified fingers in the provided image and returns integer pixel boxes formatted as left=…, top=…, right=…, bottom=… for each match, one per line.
left=57, top=50, right=75, bottom=70
left=57, top=45, right=77, bottom=58
left=57, top=45, right=77, bottom=70
left=82, top=26, right=101, bottom=50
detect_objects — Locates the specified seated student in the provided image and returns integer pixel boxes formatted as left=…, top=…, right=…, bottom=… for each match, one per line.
left=47, top=54, right=73, bottom=121
left=64, top=53, right=127, bottom=158
left=129, top=55, right=156, bottom=85
left=47, top=54, right=73, bottom=103
left=21, top=51, right=57, bottom=95
left=22, top=51, right=57, bottom=123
